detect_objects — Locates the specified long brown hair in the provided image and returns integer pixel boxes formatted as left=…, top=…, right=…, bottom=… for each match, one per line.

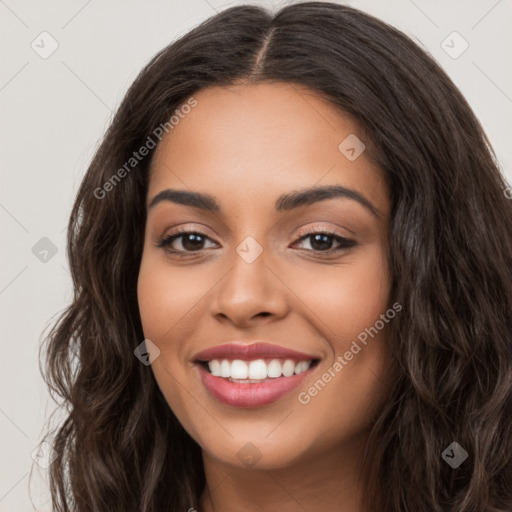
left=39, top=2, right=512, bottom=511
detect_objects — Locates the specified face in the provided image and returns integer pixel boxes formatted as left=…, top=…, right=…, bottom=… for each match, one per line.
left=137, top=82, right=392, bottom=470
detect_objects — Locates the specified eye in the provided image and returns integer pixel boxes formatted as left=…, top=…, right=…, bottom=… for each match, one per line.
left=156, top=230, right=217, bottom=254
left=155, top=228, right=357, bottom=257
left=292, top=230, right=357, bottom=253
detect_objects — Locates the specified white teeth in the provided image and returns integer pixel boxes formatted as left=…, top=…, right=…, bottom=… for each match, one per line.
left=267, top=359, right=282, bottom=378
left=298, top=360, right=311, bottom=373
left=206, top=358, right=314, bottom=380
left=282, top=359, right=295, bottom=377
left=231, top=360, right=248, bottom=379
left=209, top=359, right=221, bottom=377
left=220, top=360, right=231, bottom=378
left=248, top=359, right=267, bottom=379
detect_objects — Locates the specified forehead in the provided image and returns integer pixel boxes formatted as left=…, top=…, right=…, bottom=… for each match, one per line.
left=148, top=82, right=388, bottom=217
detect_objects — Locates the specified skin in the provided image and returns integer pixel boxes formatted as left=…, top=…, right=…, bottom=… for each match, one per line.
left=137, top=82, right=392, bottom=512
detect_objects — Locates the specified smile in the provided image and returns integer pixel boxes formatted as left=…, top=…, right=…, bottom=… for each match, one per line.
left=193, top=342, right=321, bottom=407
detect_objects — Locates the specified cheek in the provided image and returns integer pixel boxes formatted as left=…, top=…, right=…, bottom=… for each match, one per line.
left=290, top=246, right=391, bottom=414
left=289, top=247, right=390, bottom=341
left=136, top=251, right=199, bottom=395
left=137, top=252, right=202, bottom=431
left=137, top=251, right=210, bottom=342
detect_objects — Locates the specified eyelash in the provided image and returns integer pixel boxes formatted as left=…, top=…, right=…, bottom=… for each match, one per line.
left=156, top=227, right=357, bottom=258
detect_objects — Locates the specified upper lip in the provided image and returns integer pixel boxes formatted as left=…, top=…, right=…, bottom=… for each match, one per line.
left=193, top=342, right=319, bottom=362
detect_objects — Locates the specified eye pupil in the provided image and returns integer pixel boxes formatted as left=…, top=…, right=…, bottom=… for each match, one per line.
left=159, top=230, right=353, bottom=256
left=182, top=233, right=204, bottom=251
left=310, top=234, right=333, bottom=251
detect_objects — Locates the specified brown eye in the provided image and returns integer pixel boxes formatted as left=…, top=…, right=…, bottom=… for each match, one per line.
left=157, top=231, right=217, bottom=253
left=293, top=232, right=357, bottom=252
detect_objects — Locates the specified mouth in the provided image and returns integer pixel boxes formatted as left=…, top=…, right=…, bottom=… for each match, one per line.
left=193, top=342, right=321, bottom=407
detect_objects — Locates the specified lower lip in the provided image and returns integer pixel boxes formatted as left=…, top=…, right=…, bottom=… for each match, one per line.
left=197, top=363, right=316, bottom=407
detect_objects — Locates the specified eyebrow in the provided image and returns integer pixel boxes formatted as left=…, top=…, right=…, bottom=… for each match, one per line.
left=148, top=185, right=380, bottom=217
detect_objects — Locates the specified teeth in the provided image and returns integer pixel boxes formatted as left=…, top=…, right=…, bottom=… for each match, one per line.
left=231, top=360, right=248, bottom=379
left=282, top=360, right=295, bottom=377
left=267, top=359, right=282, bottom=378
left=206, top=358, right=313, bottom=380
left=209, top=360, right=221, bottom=377
left=248, top=359, right=267, bottom=379
left=220, top=360, right=230, bottom=378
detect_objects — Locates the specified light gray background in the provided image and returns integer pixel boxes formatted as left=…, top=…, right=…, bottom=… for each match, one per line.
left=1, top=1, right=511, bottom=510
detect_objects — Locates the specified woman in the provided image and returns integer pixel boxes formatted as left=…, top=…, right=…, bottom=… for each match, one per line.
left=40, top=2, right=512, bottom=511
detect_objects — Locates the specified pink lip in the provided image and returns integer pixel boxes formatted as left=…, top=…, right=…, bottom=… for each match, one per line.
left=193, top=342, right=317, bottom=362
left=193, top=342, right=320, bottom=408
left=196, top=363, right=317, bottom=407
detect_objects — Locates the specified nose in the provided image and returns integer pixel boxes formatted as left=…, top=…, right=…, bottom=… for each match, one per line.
left=209, top=245, right=289, bottom=328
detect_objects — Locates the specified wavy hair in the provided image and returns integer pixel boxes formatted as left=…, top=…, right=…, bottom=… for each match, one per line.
left=39, top=2, right=512, bottom=511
